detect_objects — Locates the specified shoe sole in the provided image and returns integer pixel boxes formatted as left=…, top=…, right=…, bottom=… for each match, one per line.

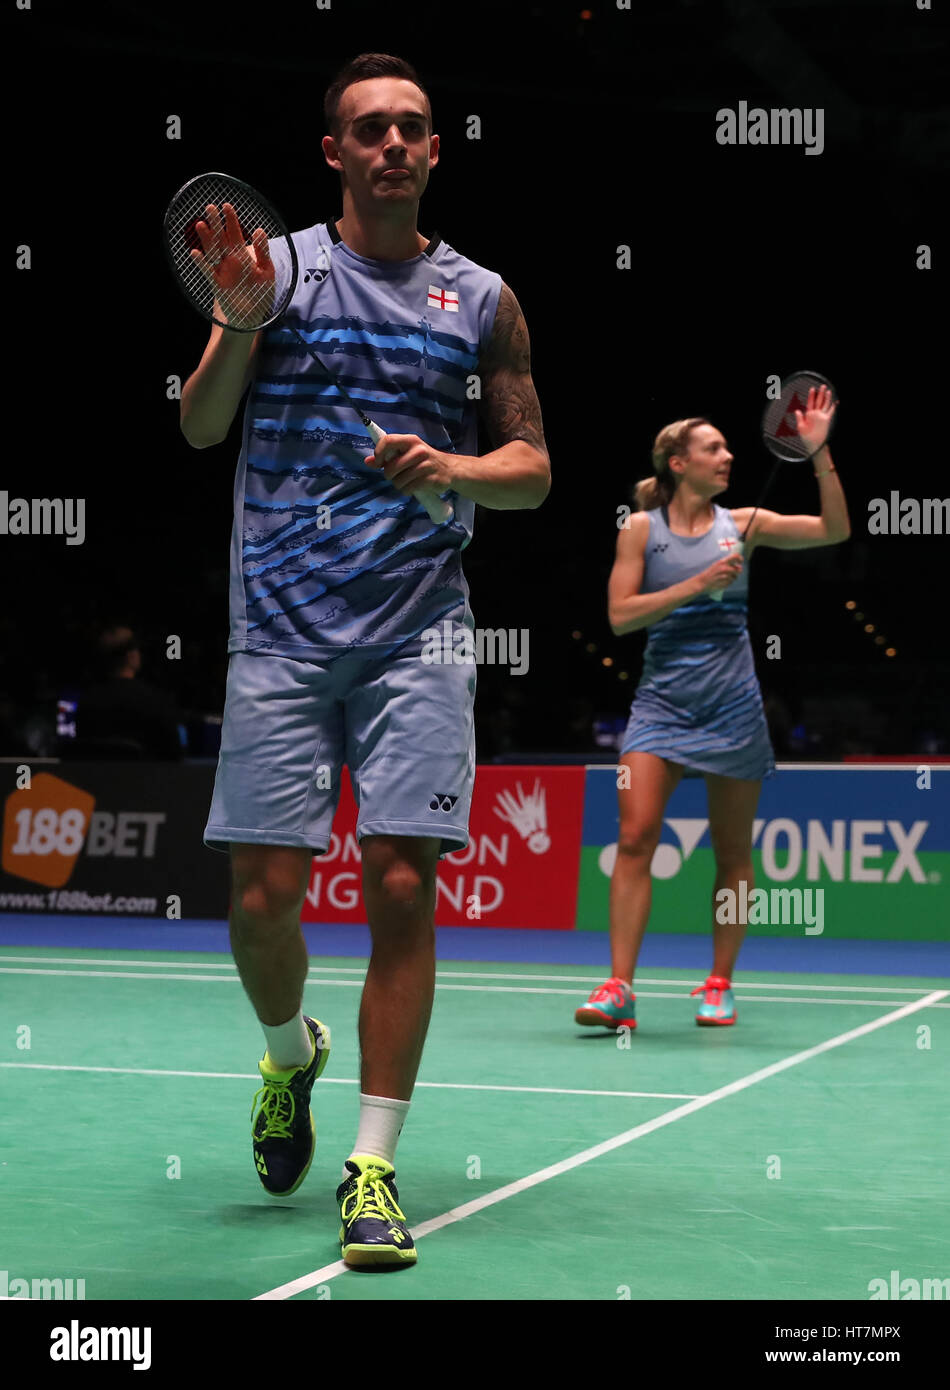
left=341, top=1241, right=418, bottom=1268
left=257, top=1018, right=330, bottom=1196
left=575, top=1007, right=636, bottom=1030
left=696, top=1015, right=736, bottom=1026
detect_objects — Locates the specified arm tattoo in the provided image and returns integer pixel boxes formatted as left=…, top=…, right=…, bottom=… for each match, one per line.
left=478, top=282, right=548, bottom=456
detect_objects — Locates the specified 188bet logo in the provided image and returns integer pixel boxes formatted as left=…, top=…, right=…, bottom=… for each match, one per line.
left=2, top=774, right=96, bottom=887
left=2, top=773, right=167, bottom=889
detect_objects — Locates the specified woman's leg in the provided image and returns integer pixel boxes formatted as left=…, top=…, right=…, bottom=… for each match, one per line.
left=609, top=753, right=683, bottom=982
left=704, top=773, right=763, bottom=980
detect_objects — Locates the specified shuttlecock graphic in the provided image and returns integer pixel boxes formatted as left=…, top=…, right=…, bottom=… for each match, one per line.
left=493, top=779, right=551, bottom=854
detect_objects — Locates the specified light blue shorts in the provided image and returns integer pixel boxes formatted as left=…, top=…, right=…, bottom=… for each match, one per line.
left=205, top=637, right=477, bottom=858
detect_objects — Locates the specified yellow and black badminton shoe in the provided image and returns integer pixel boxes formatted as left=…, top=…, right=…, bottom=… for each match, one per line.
left=336, top=1156, right=417, bottom=1268
left=251, top=1016, right=331, bottom=1196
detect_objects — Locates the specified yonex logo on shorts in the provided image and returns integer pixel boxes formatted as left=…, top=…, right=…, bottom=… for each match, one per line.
left=429, top=794, right=458, bottom=813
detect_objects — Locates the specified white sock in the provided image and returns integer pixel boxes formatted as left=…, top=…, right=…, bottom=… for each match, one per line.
left=261, top=1010, right=312, bottom=1071
left=343, top=1093, right=410, bottom=1178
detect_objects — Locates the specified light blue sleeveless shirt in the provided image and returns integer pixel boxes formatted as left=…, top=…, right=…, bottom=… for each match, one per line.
left=624, top=502, right=773, bottom=776
left=638, top=503, right=749, bottom=698
left=227, top=221, right=502, bottom=659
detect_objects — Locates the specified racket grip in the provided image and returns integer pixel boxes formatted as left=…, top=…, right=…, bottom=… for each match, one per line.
left=709, top=539, right=744, bottom=602
left=417, top=490, right=454, bottom=525
left=365, top=420, right=455, bottom=525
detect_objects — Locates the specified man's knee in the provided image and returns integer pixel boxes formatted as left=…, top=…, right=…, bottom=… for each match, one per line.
left=362, top=837, right=439, bottom=919
left=230, top=846, right=312, bottom=930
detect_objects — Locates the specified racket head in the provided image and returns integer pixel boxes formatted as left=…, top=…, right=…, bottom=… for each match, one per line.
left=761, top=370, right=838, bottom=463
left=163, top=171, right=297, bottom=332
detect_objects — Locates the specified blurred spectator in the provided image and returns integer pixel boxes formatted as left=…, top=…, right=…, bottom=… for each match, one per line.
left=65, top=626, right=183, bottom=761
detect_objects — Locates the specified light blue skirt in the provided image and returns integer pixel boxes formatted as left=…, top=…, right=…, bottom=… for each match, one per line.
left=620, top=670, right=775, bottom=781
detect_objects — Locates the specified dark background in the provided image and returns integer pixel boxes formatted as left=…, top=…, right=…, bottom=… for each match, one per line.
left=6, top=0, right=948, bottom=762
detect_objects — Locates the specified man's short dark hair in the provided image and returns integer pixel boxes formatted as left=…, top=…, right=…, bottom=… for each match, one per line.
left=324, top=53, right=432, bottom=140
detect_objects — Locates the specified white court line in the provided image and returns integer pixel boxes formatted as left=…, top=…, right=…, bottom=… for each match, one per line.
left=0, top=956, right=942, bottom=994
left=0, top=1063, right=697, bottom=1101
left=1, top=966, right=947, bottom=1008
left=253, top=988, right=948, bottom=1300
left=0, top=968, right=245, bottom=982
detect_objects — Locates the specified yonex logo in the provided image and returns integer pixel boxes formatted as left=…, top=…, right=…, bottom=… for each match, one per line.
left=650, top=543, right=669, bottom=554
left=598, top=817, right=933, bottom=885
left=429, top=794, right=458, bottom=813
left=303, top=250, right=331, bottom=285
left=256, top=1155, right=268, bottom=1175
left=387, top=1227, right=406, bottom=1244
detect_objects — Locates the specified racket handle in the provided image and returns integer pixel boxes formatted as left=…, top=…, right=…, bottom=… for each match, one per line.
left=365, top=420, right=454, bottom=525
left=709, top=540, right=744, bottom=602
left=417, top=489, right=454, bottom=525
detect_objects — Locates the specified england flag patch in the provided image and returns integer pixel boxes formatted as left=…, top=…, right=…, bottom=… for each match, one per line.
left=427, top=285, right=459, bottom=312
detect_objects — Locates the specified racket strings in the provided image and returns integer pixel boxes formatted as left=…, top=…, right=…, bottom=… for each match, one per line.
left=167, top=174, right=292, bottom=329
left=762, top=371, right=835, bottom=463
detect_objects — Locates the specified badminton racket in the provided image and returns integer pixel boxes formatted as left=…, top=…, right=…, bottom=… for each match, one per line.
left=710, top=369, right=838, bottom=600
left=163, top=171, right=453, bottom=525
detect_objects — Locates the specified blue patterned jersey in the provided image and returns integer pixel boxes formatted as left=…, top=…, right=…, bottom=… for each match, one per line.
left=226, top=220, right=502, bottom=659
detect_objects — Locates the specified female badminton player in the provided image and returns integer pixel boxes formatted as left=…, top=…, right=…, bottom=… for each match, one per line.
left=575, top=385, right=849, bottom=1031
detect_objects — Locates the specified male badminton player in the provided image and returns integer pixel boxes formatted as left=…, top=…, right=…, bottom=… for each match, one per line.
left=575, top=389, right=848, bottom=1032
left=179, top=53, right=550, bottom=1266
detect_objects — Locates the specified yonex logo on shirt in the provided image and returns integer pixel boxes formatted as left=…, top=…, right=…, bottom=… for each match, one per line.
left=303, top=250, right=331, bottom=285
